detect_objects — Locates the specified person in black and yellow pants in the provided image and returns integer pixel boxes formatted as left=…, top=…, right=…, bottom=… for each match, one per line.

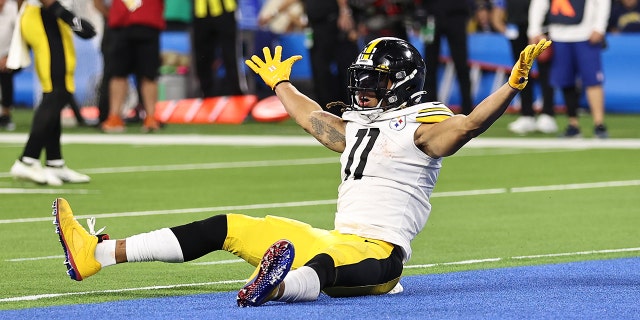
left=8, top=0, right=94, bottom=185
left=192, top=0, right=246, bottom=97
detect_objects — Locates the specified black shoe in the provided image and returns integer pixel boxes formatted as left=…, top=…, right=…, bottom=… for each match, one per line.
left=0, top=115, right=15, bottom=131
left=594, top=124, right=608, bottom=139
left=561, top=125, right=581, bottom=138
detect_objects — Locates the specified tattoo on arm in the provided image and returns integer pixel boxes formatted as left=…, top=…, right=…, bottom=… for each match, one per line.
left=310, top=116, right=345, bottom=149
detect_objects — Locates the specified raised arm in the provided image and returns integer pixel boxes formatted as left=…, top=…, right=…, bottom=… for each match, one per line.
left=245, top=46, right=346, bottom=152
left=41, top=0, right=96, bottom=39
left=414, top=39, right=552, bottom=158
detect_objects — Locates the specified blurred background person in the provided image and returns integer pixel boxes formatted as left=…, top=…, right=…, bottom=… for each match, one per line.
left=353, top=0, right=411, bottom=43
left=418, top=0, right=474, bottom=115
left=492, top=0, right=557, bottom=135
left=165, top=0, right=191, bottom=31
left=7, top=0, right=94, bottom=185
left=256, top=0, right=306, bottom=96
left=101, top=0, right=164, bottom=133
left=468, top=0, right=499, bottom=33
left=192, top=0, right=247, bottom=98
left=257, top=0, right=306, bottom=34
left=529, top=0, right=610, bottom=138
left=608, top=0, right=640, bottom=33
left=93, top=0, right=145, bottom=126
left=0, top=0, right=18, bottom=131
left=257, top=0, right=360, bottom=115
left=302, top=0, right=359, bottom=115
left=93, top=0, right=114, bottom=126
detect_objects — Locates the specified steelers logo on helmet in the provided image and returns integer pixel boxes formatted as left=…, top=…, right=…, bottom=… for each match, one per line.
left=346, top=37, right=427, bottom=116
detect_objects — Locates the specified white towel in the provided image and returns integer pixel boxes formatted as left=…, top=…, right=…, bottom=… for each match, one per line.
left=6, top=2, right=31, bottom=70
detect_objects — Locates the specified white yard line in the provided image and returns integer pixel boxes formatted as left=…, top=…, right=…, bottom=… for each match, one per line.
left=0, top=199, right=338, bottom=224
left=0, top=280, right=246, bottom=302
left=0, top=133, right=639, bottom=148
left=1, top=135, right=637, bottom=180
left=403, top=247, right=640, bottom=269
left=0, top=188, right=94, bottom=194
left=0, top=157, right=338, bottom=179
left=79, top=157, right=338, bottom=175
left=0, top=133, right=323, bottom=146
left=2, top=178, right=640, bottom=224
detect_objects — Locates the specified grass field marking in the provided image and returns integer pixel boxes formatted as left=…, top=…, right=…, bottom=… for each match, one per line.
left=3, top=247, right=639, bottom=303
left=0, top=149, right=584, bottom=179
left=6, top=255, right=65, bottom=262
left=0, top=133, right=322, bottom=146
left=0, top=142, right=636, bottom=178
left=0, top=280, right=246, bottom=303
left=79, top=157, right=339, bottom=175
left=511, top=247, right=640, bottom=259
left=0, top=199, right=338, bottom=225
left=466, top=137, right=640, bottom=149
left=2, top=177, right=640, bottom=226
left=0, top=188, right=95, bottom=194
left=5, top=255, right=243, bottom=265
left=0, top=157, right=339, bottom=178
left=190, top=259, right=244, bottom=265
left=510, top=180, right=640, bottom=192
left=407, top=258, right=503, bottom=268
left=403, top=247, right=640, bottom=270
left=456, top=148, right=570, bottom=157
left=2, top=134, right=640, bottom=148
left=432, top=188, right=507, bottom=197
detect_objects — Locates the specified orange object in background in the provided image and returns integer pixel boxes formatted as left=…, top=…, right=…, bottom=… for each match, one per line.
left=155, top=95, right=258, bottom=124
left=251, top=95, right=290, bottom=122
left=61, top=95, right=289, bottom=125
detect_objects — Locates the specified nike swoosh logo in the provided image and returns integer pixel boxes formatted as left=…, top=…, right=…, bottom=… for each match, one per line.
left=71, top=17, right=82, bottom=32
left=364, top=239, right=381, bottom=246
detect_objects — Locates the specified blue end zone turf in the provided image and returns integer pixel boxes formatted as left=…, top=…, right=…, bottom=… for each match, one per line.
left=2, top=257, right=638, bottom=319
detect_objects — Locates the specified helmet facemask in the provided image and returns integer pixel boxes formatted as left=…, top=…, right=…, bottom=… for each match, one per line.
left=347, top=66, right=422, bottom=115
left=348, top=67, right=391, bottom=113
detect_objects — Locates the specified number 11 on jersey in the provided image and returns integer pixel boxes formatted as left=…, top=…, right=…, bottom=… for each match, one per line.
left=344, top=128, right=380, bottom=180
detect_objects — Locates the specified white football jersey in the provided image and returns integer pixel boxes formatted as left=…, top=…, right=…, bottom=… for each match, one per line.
left=335, top=102, right=453, bottom=262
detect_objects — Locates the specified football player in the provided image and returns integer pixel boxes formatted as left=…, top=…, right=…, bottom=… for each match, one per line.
left=8, top=0, right=94, bottom=185
left=52, top=37, right=550, bottom=306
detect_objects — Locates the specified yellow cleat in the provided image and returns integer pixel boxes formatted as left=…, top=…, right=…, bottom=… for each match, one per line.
left=52, top=198, right=105, bottom=281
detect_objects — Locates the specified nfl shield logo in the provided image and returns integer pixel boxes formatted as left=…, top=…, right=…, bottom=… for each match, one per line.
left=389, top=116, right=406, bottom=131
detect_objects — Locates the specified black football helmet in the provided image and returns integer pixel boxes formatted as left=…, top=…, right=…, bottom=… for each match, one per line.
left=347, top=37, right=427, bottom=115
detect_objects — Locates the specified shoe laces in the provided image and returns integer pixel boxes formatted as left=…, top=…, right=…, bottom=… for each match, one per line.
left=86, top=217, right=106, bottom=235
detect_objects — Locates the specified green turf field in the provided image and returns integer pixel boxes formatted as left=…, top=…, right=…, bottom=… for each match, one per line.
left=1, top=108, right=639, bottom=310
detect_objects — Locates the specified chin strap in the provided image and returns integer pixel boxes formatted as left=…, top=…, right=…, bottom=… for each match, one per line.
left=407, top=91, right=428, bottom=106
left=326, top=101, right=350, bottom=113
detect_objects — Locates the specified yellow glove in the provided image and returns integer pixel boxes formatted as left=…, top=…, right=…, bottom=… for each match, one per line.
left=508, top=39, right=552, bottom=90
left=245, top=46, right=302, bottom=90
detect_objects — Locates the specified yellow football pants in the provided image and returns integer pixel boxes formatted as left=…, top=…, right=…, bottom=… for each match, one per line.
left=224, top=214, right=402, bottom=297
